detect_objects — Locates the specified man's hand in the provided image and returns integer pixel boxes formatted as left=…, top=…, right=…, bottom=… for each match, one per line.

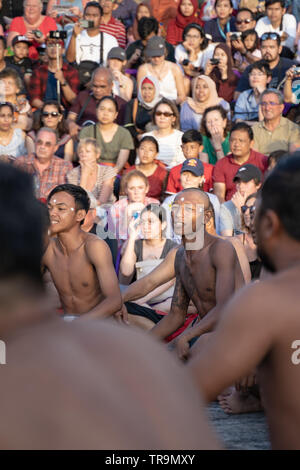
left=231, top=38, right=246, bottom=54
left=176, top=334, right=191, bottom=362
left=72, top=22, right=84, bottom=37
left=114, top=303, right=129, bottom=325
left=231, top=190, right=246, bottom=210
left=54, top=70, right=66, bottom=84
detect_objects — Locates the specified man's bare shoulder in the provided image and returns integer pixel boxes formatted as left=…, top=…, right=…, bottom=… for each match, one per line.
left=84, top=233, right=113, bottom=259
left=209, top=235, right=236, bottom=261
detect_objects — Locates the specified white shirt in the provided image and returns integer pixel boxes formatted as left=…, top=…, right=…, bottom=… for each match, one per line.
left=255, top=14, right=297, bottom=49
left=75, top=30, right=118, bottom=66
left=141, top=130, right=185, bottom=170
left=175, top=43, right=215, bottom=74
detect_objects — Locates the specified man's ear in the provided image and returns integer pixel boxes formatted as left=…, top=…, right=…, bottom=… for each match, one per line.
left=259, top=209, right=281, bottom=242
left=76, top=209, right=87, bottom=224
left=249, top=139, right=254, bottom=149
left=267, top=75, right=272, bottom=84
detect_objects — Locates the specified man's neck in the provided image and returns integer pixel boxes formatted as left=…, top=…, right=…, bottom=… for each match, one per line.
left=48, top=57, right=63, bottom=71
left=270, top=17, right=283, bottom=29
left=87, top=28, right=101, bottom=37
left=57, top=229, right=86, bottom=256
left=268, top=56, right=280, bottom=69
left=34, top=156, right=53, bottom=171
left=101, top=13, right=112, bottom=24
left=264, top=115, right=282, bottom=131
left=232, top=151, right=251, bottom=165
left=219, top=17, right=229, bottom=27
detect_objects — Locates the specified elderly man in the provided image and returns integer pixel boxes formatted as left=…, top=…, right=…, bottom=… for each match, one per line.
left=67, top=67, right=126, bottom=137
left=252, top=89, right=300, bottom=155
left=14, top=127, right=72, bottom=200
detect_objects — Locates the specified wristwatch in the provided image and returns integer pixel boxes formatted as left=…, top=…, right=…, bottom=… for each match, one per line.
left=61, top=81, right=67, bottom=87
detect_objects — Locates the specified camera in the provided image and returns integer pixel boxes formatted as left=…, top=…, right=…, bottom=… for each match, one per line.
left=49, top=30, right=67, bottom=40
left=182, top=59, right=190, bottom=66
left=230, top=32, right=242, bottom=41
left=293, top=67, right=300, bottom=75
left=32, top=30, right=43, bottom=39
left=79, top=19, right=94, bottom=28
left=210, top=58, right=220, bottom=65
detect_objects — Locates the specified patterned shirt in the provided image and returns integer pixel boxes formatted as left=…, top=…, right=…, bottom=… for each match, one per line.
left=100, top=17, right=126, bottom=49
left=14, top=154, right=73, bottom=199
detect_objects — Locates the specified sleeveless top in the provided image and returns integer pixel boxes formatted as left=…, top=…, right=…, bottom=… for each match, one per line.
left=145, top=65, right=177, bottom=101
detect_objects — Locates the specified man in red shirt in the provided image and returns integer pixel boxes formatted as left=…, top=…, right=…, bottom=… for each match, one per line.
left=166, top=130, right=213, bottom=195
left=213, top=122, right=268, bottom=202
left=100, top=0, right=126, bottom=48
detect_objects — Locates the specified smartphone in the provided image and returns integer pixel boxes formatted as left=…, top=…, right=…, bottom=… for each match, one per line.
left=210, top=58, right=220, bottom=65
left=79, top=19, right=94, bottom=29
left=49, top=30, right=67, bottom=40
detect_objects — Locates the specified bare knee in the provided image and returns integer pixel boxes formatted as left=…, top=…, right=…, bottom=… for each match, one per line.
left=128, top=313, right=155, bottom=331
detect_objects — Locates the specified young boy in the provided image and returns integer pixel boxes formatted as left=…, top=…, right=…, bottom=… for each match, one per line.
left=6, top=36, right=33, bottom=85
left=165, top=129, right=214, bottom=195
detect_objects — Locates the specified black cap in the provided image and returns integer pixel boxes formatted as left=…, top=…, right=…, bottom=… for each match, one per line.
left=233, top=164, right=262, bottom=183
left=12, top=35, right=30, bottom=47
left=107, top=47, right=126, bottom=61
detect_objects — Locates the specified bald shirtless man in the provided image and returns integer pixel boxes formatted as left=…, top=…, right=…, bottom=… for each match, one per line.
left=151, top=189, right=244, bottom=357
left=43, top=183, right=122, bottom=319
left=0, top=164, right=219, bottom=450
left=189, top=155, right=300, bottom=450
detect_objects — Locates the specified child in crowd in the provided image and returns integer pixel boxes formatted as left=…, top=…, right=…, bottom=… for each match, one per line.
left=5, top=35, right=33, bottom=86
left=233, top=29, right=262, bottom=72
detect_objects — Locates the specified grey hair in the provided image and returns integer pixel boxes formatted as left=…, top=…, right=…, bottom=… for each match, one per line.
left=91, top=66, right=113, bottom=85
left=259, top=88, right=284, bottom=105
left=37, top=127, right=58, bottom=143
left=24, top=0, right=43, bottom=6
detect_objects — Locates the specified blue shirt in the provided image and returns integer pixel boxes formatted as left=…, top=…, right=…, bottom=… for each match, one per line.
left=45, top=71, right=58, bottom=102
left=234, top=89, right=259, bottom=121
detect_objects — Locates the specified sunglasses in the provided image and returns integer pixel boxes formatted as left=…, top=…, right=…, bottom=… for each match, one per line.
left=261, top=32, right=279, bottom=41
left=155, top=111, right=174, bottom=117
left=241, top=204, right=256, bottom=215
left=236, top=18, right=252, bottom=25
left=42, top=111, right=60, bottom=117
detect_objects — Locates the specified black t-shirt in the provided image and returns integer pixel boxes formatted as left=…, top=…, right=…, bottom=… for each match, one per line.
left=126, top=39, right=175, bottom=70
left=6, top=56, right=33, bottom=77
left=236, top=57, right=296, bottom=93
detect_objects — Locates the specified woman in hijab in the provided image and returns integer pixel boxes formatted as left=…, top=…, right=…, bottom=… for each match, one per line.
left=166, top=0, right=203, bottom=46
left=180, top=75, right=230, bottom=131
left=204, top=43, right=238, bottom=103
left=131, top=2, right=152, bottom=41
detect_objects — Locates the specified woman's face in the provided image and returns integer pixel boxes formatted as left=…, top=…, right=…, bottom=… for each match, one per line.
left=194, top=78, right=210, bottom=103
left=138, top=140, right=158, bottom=165
left=108, top=58, right=123, bottom=72
left=0, top=105, right=13, bottom=132
left=185, top=27, right=203, bottom=49
left=141, top=211, right=162, bottom=240
left=1, top=77, right=19, bottom=98
left=141, top=82, right=155, bottom=103
left=215, top=0, right=232, bottom=20
left=150, top=55, right=165, bottom=66
left=180, top=0, right=194, bottom=17
left=155, top=103, right=175, bottom=130
left=126, top=176, right=148, bottom=203
left=97, top=99, right=118, bottom=124
left=78, top=144, right=98, bottom=165
left=24, top=0, right=42, bottom=22
left=42, top=104, right=62, bottom=130
left=242, top=196, right=256, bottom=229
left=214, top=47, right=228, bottom=66
left=205, top=110, right=226, bottom=135
left=137, top=5, right=151, bottom=20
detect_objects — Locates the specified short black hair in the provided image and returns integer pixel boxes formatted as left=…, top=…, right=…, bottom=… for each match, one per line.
left=249, top=59, right=272, bottom=77
left=97, top=95, right=119, bottom=112
left=0, top=164, right=44, bottom=287
left=237, top=7, right=255, bottom=20
left=230, top=122, right=254, bottom=141
left=138, top=17, right=159, bottom=40
left=266, top=0, right=285, bottom=8
left=182, top=129, right=202, bottom=145
left=0, top=35, right=7, bottom=49
left=84, top=1, right=103, bottom=15
left=182, top=23, right=209, bottom=51
left=47, top=184, right=90, bottom=224
left=267, top=149, right=288, bottom=166
left=215, top=0, right=233, bottom=8
left=261, top=153, right=300, bottom=241
left=138, top=135, right=159, bottom=153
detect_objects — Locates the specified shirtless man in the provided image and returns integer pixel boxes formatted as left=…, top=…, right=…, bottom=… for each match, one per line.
left=188, top=155, right=300, bottom=449
left=0, top=164, right=219, bottom=450
left=151, top=188, right=243, bottom=356
left=43, top=183, right=122, bottom=319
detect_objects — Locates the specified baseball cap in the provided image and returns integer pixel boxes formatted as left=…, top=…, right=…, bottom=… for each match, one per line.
left=107, top=47, right=126, bottom=62
left=181, top=159, right=204, bottom=177
left=12, top=35, right=30, bottom=47
left=144, top=36, right=165, bottom=57
left=233, top=164, right=262, bottom=183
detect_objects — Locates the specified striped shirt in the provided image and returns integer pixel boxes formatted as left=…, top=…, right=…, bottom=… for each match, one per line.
left=100, top=17, right=126, bottom=49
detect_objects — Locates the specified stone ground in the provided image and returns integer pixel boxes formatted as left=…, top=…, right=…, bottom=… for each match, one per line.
left=207, top=402, right=271, bottom=450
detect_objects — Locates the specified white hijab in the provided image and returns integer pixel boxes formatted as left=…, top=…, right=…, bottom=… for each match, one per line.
left=138, top=74, right=161, bottom=110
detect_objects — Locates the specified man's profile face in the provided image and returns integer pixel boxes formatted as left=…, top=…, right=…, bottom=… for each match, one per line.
left=236, top=11, right=256, bottom=32
left=91, top=73, right=112, bottom=100
left=35, top=131, right=57, bottom=163
left=260, top=93, right=284, bottom=121
left=47, top=191, right=79, bottom=235
left=229, top=130, right=252, bottom=159
left=261, top=39, right=280, bottom=62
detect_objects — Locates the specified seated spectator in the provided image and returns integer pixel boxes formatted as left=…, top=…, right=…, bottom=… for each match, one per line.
left=66, top=2, right=119, bottom=69
left=137, top=36, right=185, bottom=104
left=0, top=69, right=32, bottom=131
left=255, top=0, right=296, bottom=51
left=252, top=89, right=300, bottom=154
left=7, top=0, right=57, bottom=60
left=107, top=47, right=133, bottom=102
left=219, top=164, right=261, bottom=236
left=67, top=67, right=127, bottom=138
left=126, top=17, right=175, bottom=72
left=28, top=36, right=80, bottom=111
left=119, top=204, right=178, bottom=285
left=141, top=98, right=185, bottom=170
left=267, top=149, right=288, bottom=172
left=283, top=65, right=300, bottom=105
left=166, top=129, right=214, bottom=194
left=124, top=75, right=160, bottom=137
left=130, top=2, right=152, bottom=41
left=14, top=127, right=73, bottom=199
left=234, top=60, right=272, bottom=123
left=79, top=96, right=134, bottom=173
left=166, top=0, right=203, bottom=46
left=235, top=32, right=295, bottom=98
left=125, top=136, right=168, bottom=201
left=99, top=0, right=126, bottom=49
left=6, top=35, right=33, bottom=86
left=213, top=122, right=268, bottom=202
left=67, top=138, right=115, bottom=204
left=180, top=75, right=230, bottom=132
left=204, top=43, right=238, bottom=103
left=112, top=0, right=137, bottom=29
left=232, top=29, right=262, bottom=73
left=0, top=102, right=27, bottom=159
left=108, top=169, right=159, bottom=243
left=0, top=36, right=21, bottom=76
left=234, top=7, right=256, bottom=34
left=200, top=105, right=231, bottom=165
left=150, top=0, right=178, bottom=29
left=204, top=0, right=236, bottom=43
left=26, top=101, right=74, bottom=162
left=47, top=0, right=87, bottom=20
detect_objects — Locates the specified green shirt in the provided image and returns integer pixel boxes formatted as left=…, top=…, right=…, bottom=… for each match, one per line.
left=79, top=124, right=134, bottom=165
left=202, top=134, right=230, bottom=165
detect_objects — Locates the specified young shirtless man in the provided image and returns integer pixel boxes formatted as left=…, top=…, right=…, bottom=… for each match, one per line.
left=43, top=183, right=122, bottom=319
left=188, top=155, right=300, bottom=449
left=151, top=188, right=243, bottom=356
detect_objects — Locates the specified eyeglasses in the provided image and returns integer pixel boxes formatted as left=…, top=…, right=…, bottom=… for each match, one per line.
left=241, top=204, right=256, bottom=215
left=42, top=111, right=60, bottom=117
left=260, top=101, right=281, bottom=107
left=236, top=18, right=252, bottom=25
left=155, top=111, right=174, bottom=117
left=261, top=32, right=279, bottom=41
